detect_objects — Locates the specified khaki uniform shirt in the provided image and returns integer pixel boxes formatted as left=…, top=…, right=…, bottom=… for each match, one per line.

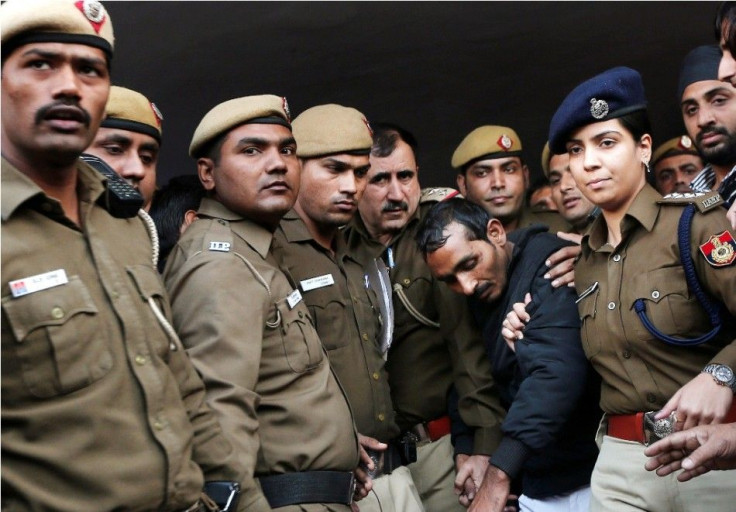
left=164, top=199, right=359, bottom=512
left=1, top=159, right=241, bottom=512
left=344, top=201, right=505, bottom=454
left=272, top=210, right=398, bottom=442
left=576, top=184, right=736, bottom=415
left=517, top=207, right=569, bottom=234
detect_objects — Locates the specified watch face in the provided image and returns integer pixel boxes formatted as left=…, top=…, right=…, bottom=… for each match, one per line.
left=715, top=366, right=734, bottom=383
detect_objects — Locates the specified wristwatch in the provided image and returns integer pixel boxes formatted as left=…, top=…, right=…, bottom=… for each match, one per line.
left=702, top=363, right=736, bottom=393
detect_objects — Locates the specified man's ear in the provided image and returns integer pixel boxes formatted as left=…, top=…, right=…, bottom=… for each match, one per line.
left=522, top=164, right=530, bottom=189
left=181, top=209, right=198, bottom=234
left=456, top=173, right=467, bottom=196
left=197, top=158, right=216, bottom=191
left=486, top=218, right=507, bottom=246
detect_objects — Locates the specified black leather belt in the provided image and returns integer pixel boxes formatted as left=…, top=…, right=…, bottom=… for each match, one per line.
left=259, top=471, right=355, bottom=508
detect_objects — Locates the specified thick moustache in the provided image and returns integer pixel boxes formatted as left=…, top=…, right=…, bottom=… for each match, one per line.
left=38, top=104, right=89, bottom=125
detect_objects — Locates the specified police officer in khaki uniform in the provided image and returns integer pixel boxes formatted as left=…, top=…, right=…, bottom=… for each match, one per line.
left=84, top=85, right=164, bottom=210
left=345, top=124, right=507, bottom=511
left=541, top=142, right=600, bottom=235
left=451, top=125, right=568, bottom=234
left=649, top=135, right=702, bottom=196
left=1, top=1, right=245, bottom=510
left=164, top=95, right=361, bottom=512
left=548, top=66, right=736, bottom=511
left=271, top=104, right=425, bottom=512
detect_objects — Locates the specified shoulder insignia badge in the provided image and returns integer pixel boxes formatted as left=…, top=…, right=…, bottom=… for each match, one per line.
left=658, top=191, right=723, bottom=213
left=699, top=231, right=736, bottom=267
left=420, top=187, right=461, bottom=204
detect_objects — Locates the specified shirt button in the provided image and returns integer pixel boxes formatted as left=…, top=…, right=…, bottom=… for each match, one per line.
left=622, top=350, right=631, bottom=359
left=377, top=413, right=385, bottom=422
left=135, top=354, right=147, bottom=365
left=607, top=302, right=616, bottom=310
left=153, top=419, right=165, bottom=430
left=110, top=290, right=119, bottom=300
left=362, top=333, right=369, bottom=341
left=647, top=393, right=658, bottom=404
left=50, top=306, right=64, bottom=319
left=612, top=254, right=621, bottom=262
left=403, top=278, right=411, bottom=286
left=372, top=372, right=380, bottom=380
left=298, top=311, right=303, bottom=318
left=651, top=291, right=660, bottom=299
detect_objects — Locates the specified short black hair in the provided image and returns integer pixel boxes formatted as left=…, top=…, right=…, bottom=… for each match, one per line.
left=149, top=174, right=206, bottom=272
left=617, top=109, right=652, bottom=143
left=526, top=175, right=551, bottom=206
left=415, top=197, right=492, bottom=256
left=370, top=122, right=419, bottom=158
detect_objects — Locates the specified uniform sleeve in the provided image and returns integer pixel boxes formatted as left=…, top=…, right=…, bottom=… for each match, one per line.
left=489, top=276, right=588, bottom=479
left=164, top=245, right=273, bottom=512
left=438, top=282, right=506, bottom=455
left=691, top=210, right=736, bottom=367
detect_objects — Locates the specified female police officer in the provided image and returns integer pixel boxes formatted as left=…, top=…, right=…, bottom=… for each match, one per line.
left=543, top=67, right=736, bottom=511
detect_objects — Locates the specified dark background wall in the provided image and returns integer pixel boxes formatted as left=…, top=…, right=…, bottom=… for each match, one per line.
left=105, top=1, right=718, bottom=189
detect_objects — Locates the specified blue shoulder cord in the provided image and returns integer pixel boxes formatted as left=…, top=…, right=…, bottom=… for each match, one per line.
left=633, top=203, right=722, bottom=346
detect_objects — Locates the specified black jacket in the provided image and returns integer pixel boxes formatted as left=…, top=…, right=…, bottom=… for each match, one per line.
left=469, top=225, right=600, bottom=499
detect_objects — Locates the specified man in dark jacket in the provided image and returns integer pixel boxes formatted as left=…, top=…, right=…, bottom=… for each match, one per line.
left=416, top=197, right=600, bottom=512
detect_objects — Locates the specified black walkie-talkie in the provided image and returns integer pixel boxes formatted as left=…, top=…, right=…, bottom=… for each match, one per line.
left=80, top=153, right=144, bottom=218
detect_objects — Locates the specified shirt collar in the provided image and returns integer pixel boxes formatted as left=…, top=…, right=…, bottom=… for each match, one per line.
left=2, top=157, right=105, bottom=222
left=582, top=183, right=659, bottom=253
left=197, top=197, right=273, bottom=258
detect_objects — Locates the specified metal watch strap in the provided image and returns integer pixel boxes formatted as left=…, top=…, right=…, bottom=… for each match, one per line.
left=703, top=363, right=736, bottom=393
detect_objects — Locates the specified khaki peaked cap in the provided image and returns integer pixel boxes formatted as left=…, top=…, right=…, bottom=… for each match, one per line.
left=1, top=0, right=114, bottom=59
left=451, top=125, right=523, bottom=170
left=292, top=104, right=373, bottom=158
left=189, top=95, right=291, bottom=158
left=652, top=135, right=699, bottom=167
left=102, top=86, right=163, bottom=143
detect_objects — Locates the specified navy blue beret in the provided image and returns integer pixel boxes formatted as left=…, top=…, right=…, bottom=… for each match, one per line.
left=548, top=66, right=647, bottom=154
left=677, top=45, right=721, bottom=100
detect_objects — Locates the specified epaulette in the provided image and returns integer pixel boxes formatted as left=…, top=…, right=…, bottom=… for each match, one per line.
left=658, top=191, right=723, bottom=213
left=202, top=218, right=233, bottom=253
left=420, top=187, right=462, bottom=204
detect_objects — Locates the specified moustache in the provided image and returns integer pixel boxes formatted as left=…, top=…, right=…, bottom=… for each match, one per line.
left=382, top=200, right=409, bottom=213
left=35, top=100, right=91, bottom=127
left=696, top=126, right=728, bottom=145
left=472, top=282, right=491, bottom=300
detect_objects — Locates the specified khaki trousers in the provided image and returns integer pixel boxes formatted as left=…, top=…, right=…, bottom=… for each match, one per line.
left=358, top=465, right=425, bottom=512
left=407, top=434, right=466, bottom=512
left=591, top=434, right=736, bottom=512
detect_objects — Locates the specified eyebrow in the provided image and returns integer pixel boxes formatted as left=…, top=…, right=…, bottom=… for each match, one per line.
left=436, top=254, right=474, bottom=282
left=568, top=130, right=620, bottom=144
left=369, top=171, right=391, bottom=183
left=98, top=133, right=132, bottom=146
left=235, top=136, right=296, bottom=148
left=21, top=48, right=106, bottom=69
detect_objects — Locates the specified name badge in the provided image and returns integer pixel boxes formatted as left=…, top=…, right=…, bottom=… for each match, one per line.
left=209, top=241, right=231, bottom=252
left=286, top=289, right=303, bottom=309
left=9, top=269, right=68, bottom=298
left=300, top=274, right=334, bottom=291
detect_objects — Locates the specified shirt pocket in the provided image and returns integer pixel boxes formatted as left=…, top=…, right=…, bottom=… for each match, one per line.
left=2, top=276, right=112, bottom=398
left=578, top=286, right=601, bottom=358
left=272, top=297, right=324, bottom=373
left=304, top=287, right=350, bottom=350
left=626, top=266, right=711, bottom=339
left=126, top=264, right=172, bottom=358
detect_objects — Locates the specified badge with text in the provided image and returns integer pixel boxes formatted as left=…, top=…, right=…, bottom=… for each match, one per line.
left=286, top=289, right=303, bottom=309
left=209, top=241, right=231, bottom=252
left=300, top=274, right=335, bottom=292
left=699, top=231, right=736, bottom=267
left=9, top=269, right=68, bottom=298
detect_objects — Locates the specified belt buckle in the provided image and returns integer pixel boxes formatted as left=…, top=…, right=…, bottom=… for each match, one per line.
left=643, top=410, right=677, bottom=446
